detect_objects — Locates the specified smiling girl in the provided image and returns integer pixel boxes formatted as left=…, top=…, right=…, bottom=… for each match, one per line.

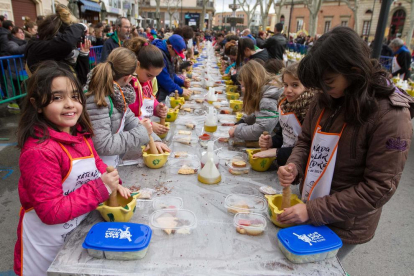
left=277, top=26, right=414, bottom=261
left=14, top=61, right=125, bottom=276
left=253, top=63, right=314, bottom=166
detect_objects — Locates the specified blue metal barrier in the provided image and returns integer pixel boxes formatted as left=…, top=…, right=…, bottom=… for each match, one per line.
left=379, top=56, right=393, bottom=72
left=287, top=43, right=309, bottom=55
left=0, top=46, right=103, bottom=105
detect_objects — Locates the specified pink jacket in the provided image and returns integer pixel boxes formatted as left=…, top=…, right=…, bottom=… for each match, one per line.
left=129, top=77, right=160, bottom=119
left=14, top=126, right=110, bottom=274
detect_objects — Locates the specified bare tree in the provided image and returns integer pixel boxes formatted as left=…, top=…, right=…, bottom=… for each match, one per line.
left=274, top=0, right=287, bottom=22
left=155, top=0, right=161, bottom=28
left=404, top=0, right=414, bottom=49
left=303, top=0, right=323, bottom=36
left=200, top=0, right=212, bottom=31
left=164, top=0, right=179, bottom=27
left=258, top=0, right=274, bottom=31
left=343, top=0, right=360, bottom=35
left=237, top=0, right=259, bottom=29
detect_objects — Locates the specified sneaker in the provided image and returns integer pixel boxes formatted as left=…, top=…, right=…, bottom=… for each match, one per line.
left=7, top=103, right=20, bottom=110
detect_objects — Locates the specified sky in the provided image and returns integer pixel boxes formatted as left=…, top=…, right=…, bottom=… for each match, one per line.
left=214, top=0, right=276, bottom=13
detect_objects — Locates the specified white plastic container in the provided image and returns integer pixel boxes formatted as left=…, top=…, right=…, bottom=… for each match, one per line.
left=152, top=196, right=183, bottom=210
left=150, top=209, right=197, bottom=235
left=224, top=194, right=267, bottom=214
left=234, top=212, right=267, bottom=236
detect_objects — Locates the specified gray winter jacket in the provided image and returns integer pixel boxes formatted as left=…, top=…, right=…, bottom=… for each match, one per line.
left=234, top=85, right=282, bottom=140
left=86, top=95, right=161, bottom=157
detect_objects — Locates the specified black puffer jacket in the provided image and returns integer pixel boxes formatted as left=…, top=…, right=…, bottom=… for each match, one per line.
left=263, top=33, right=287, bottom=60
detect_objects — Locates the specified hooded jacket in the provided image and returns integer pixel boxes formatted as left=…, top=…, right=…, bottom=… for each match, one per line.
left=25, top=23, right=89, bottom=85
left=234, top=85, right=283, bottom=140
left=7, top=35, right=27, bottom=55
left=392, top=45, right=411, bottom=80
left=287, top=88, right=414, bottom=244
left=263, top=33, right=287, bottom=60
left=0, top=27, right=10, bottom=56
left=100, top=31, right=121, bottom=62
left=153, top=39, right=184, bottom=102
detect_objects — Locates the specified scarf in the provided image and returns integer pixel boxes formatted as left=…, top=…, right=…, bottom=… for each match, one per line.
left=112, top=82, right=136, bottom=112
left=279, top=90, right=315, bottom=123
left=394, top=45, right=411, bottom=56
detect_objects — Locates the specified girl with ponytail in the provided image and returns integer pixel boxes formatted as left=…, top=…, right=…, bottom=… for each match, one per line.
left=84, top=47, right=170, bottom=168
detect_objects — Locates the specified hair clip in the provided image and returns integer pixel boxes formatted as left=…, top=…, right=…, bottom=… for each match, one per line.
left=144, top=42, right=149, bottom=46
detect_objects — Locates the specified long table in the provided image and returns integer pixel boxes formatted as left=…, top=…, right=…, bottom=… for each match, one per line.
left=48, top=97, right=346, bottom=276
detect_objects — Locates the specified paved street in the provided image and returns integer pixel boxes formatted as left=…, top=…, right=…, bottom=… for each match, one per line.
left=0, top=104, right=413, bottom=276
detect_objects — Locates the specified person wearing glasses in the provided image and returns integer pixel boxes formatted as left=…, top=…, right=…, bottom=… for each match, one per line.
left=101, top=17, right=131, bottom=62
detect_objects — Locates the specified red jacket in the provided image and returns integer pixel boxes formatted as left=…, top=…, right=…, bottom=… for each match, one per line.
left=14, top=126, right=110, bottom=275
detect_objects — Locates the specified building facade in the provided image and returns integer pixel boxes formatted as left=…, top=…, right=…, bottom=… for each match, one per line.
left=139, top=0, right=215, bottom=29
left=275, top=0, right=413, bottom=44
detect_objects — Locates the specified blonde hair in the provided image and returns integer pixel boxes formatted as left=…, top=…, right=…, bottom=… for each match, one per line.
left=238, top=60, right=275, bottom=114
left=85, top=48, right=137, bottom=107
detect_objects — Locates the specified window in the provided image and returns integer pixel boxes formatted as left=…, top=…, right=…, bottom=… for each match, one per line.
left=324, top=21, right=331, bottom=33
left=362, top=20, right=371, bottom=36
left=296, top=18, right=303, bottom=32
left=341, top=20, right=348, bottom=26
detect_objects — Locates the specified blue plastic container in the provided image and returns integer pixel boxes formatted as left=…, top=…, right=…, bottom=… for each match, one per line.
left=277, top=225, right=342, bottom=264
left=83, top=222, right=152, bottom=260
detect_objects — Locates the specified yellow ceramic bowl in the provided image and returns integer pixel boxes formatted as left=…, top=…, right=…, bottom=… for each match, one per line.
left=170, top=97, right=185, bottom=108
left=226, top=85, right=238, bottom=93
left=157, top=122, right=170, bottom=139
left=246, top=149, right=276, bottom=172
left=141, top=147, right=170, bottom=169
left=407, top=89, right=414, bottom=97
left=165, top=109, right=179, bottom=122
left=229, top=100, right=243, bottom=112
left=225, top=80, right=234, bottom=85
left=235, top=112, right=243, bottom=121
left=97, top=192, right=139, bottom=222
left=226, top=92, right=240, bottom=100
left=222, top=76, right=230, bottom=80
left=265, top=194, right=303, bottom=228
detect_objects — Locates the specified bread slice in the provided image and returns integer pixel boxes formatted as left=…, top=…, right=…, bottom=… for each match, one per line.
left=178, top=164, right=196, bottom=175
left=232, top=160, right=247, bottom=168
left=178, top=130, right=192, bottom=135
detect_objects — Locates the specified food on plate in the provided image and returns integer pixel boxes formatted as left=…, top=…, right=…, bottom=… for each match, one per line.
left=259, top=185, right=277, bottom=195
left=176, top=137, right=192, bottom=145
left=215, top=91, right=223, bottom=94
left=178, top=164, right=197, bottom=175
left=174, top=152, right=188, bottom=158
left=195, top=99, right=204, bottom=104
left=236, top=219, right=265, bottom=236
left=156, top=216, right=178, bottom=235
left=220, top=109, right=231, bottom=114
left=228, top=168, right=249, bottom=175
left=137, top=188, right=154, bottom=199
left=232, top=160, right=247, bottom=168
left=178, top=130, right=192, bottom=135
left=218, top=137, right=229, bottom=143
left=192, top=84, right=201, bottom=88
left=193, top=90, right=201, bottom=95
left=185, top=123, right=196, bottom=130
left=227, top=202, right=250, bottom=214
left=199, top=133, right=211, bottom=140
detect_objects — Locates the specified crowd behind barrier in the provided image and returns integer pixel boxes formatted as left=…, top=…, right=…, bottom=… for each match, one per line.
left=0, top=44, right=394, bottom=105
left=0, top=46, right=103, bottom=104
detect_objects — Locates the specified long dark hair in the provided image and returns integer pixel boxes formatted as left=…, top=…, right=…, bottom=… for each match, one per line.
left=17, top=61, right=93, bottom=148
left=236, top=38, right=255, bottom=68
left=298, top=26, right=394, bottom=125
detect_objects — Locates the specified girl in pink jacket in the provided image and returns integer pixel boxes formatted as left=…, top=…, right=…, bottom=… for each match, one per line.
left=14, top=61, right=130, bottom=276
left=124, top=37, right=169, bottom=137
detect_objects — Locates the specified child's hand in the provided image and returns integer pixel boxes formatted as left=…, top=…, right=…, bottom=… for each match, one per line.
left=259, top=134, right=272, bottom=149
left=156, top=103, right=168, bottom=118
left=117, top=185, right=131, bottom=199
left=101, top=169, right=119, bottom=192
left=80, top=38, right=91, bottom=53
left=182, top=89, right=192, bottom=97
left=253, top=148, right=277, bottom=158
left=184, top=79, right=191, bottom=88
left=140, top=118, right=153, bottom=135
left=144, top=142, right=171, bottom=153
left=277, top=163, right=298, bottom=187
left=277, top=203, right=309, bottom=224
left=152, top=122, right=169, bottom=135
left=228, top=126, right=236, bottom=137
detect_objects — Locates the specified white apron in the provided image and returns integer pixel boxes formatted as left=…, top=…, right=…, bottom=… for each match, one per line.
left=20, top=138, right=101, bottom=276
left=279, top=99, right=302, bottom=148
left=392, top=56, right=405, bottom=79
left=302, top=109, right=346, bottom=202
left=100, top=82, right=127, bottom=168
left=140, top=80, right=155, bottom=118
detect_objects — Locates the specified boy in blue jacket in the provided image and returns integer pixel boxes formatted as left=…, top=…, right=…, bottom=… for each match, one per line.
left=153, top=34, right=192, bottom=101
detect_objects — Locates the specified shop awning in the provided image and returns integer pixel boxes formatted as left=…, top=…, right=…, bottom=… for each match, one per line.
left=79, top=0, right=101, bottom=12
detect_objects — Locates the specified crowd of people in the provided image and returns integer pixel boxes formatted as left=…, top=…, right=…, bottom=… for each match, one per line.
left=0, top=4, right=413, bottom=276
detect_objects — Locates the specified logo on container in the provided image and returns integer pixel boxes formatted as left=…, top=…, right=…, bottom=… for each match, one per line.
left=105, top=227, right=132, bottom=242
left=293, top=231, right=325, bottom=246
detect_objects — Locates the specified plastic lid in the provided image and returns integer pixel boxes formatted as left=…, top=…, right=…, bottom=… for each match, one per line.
left=277, top=225, right=343, bottom=256
left=82, top=222, right=152, bottom=252
left=152, top=196, right=183, bottom=210
left=224, top=194, right=267, bottom=213
left=150, top=209, right=197, bottom=231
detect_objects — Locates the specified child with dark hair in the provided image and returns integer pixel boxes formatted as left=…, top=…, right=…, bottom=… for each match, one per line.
left=236, top=37, right=269, bottom=68
left=14, top=61, right=124, bottom=275
left=277, top=26, right=414, bottom=261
